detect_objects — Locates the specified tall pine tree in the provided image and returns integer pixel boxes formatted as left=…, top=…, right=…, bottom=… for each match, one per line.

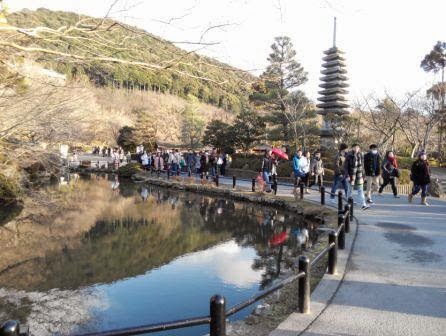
left=251, top=36, right=308, bottom=147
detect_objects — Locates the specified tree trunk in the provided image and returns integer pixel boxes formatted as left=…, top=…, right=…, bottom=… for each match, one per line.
left=410, top=144, right=418, bottom=158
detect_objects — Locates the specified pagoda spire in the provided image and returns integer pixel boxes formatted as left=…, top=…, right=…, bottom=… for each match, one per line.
left=333, top=17, right=337, bottom=48
left=317, top=18, right=350, bottom=151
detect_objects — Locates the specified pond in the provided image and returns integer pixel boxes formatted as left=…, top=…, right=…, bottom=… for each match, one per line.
left=0, top=174, right=323, bottom=336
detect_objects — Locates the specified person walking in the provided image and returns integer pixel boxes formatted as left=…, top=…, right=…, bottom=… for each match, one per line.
left=408, top=151, right=431, bottom=206
left=364, top=144, right=381, bottom=203
left=303, top=151, right=311, bottom=193
left=186, top=149, right=196, bottom=176
left=378, top=150, right=400, bottom=198
left=270, top=153, right=279, bottom=194
left=200, top=151, right=208, bottom=179
left=330, top=143, right=350, bottom=201
left=292, top=150, right=306, bottom=193
left=154, top=152, right=164, bottom=175
left=141, top=151, right=149, bottom=170
left=261, top=150, right=272, bottom=193
left=195, top=151, right=202, bottom=176
left=346, top=144, right=369, bottom=210
left=219, top=153, right=227, bottom=176
left=310, top=151, right=324, bottom=190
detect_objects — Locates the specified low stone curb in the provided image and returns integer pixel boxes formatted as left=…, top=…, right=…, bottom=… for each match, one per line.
left=133, top=174, right=326, bottom=216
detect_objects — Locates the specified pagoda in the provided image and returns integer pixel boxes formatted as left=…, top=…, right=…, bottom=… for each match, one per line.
left=317, top=17, right=350, bottom=151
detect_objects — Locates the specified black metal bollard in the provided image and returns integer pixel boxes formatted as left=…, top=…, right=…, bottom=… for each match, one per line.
left=300, top=184, right=304, bottom=199
left=252, top=178, right=255, bottom=192
left=338, top=214, right=345, bottom=250
left=320, top=186, right=325, bottom=205
left=232, top=176, right=236, bottom=189
left=344, top=204, right=351, bottom=233
left=338, top=191, right=343, bottom=213
left=0, top=321, right=20, bottom=336
left=215, top=175, right=219, bottom=187
left=167, top=169, right=170, bottom=180
left=328, top=231, right=338, bottom=275
left=188, top=170, right=191, bottom=177
left=210, top=295, right=226, bottom=336
left=298, top=255, right=310, bottom=314
left=273, top=181, right=278, bottom=195
left=348, top=196, right=354, bottom=220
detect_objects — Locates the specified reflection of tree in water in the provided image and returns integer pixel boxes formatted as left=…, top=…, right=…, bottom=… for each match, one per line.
left=0, top=177, right=319, bottom=295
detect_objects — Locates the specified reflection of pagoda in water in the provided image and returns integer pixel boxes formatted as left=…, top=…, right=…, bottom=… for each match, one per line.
left=317, top=17, right=350, bottom=151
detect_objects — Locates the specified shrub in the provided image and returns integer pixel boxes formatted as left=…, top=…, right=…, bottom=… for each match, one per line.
left=117, top=163, right=142, bottom=178
left=398, top=169, right=411, bottom=185
left=0, top=172, right=21, bottom=203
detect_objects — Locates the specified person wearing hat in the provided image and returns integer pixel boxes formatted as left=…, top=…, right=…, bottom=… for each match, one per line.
left=330, top=143, right=350, bottom=202
left=409, top=150, right=431, bottom=206
left=345, top=143, right=369, bottom=210
left=363, top=144, right=381, bottom=203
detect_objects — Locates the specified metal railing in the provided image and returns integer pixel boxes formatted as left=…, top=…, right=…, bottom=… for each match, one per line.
left=0, top=195, right=354, bottom=336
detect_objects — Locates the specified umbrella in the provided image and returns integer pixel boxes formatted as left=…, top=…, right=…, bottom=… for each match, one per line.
left=269, top=231, right=288, bottom=247
left=272, top=148, right=289, bottom=160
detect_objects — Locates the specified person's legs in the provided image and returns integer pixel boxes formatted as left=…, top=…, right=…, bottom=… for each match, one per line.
left=357, top=184, right=367, bottom=207
left=390, top=178, right=398, bottom=196
left=411, top=184, right=421, bottom=195
left=263, top=171, right=271, bottom=191
left=330, top=175, right=340, bottom=198
left=341, top=177, right=351, bottom=198
left=366, top=176, right=373, bottom=200
left=379, top=178, right=389, bottom=193
left=421, top=184, right=429, bottom=205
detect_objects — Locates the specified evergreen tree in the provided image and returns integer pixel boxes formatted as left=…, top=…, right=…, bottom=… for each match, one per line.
left=202, top=120, right=234, bottom=153
left=231, top=109, right=266, bottom=153
left=250, top=36, right=308, bottom=144
left=181, top=95, right=205, bottom=149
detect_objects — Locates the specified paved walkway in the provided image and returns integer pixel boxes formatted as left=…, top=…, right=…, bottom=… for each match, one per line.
left=297, top=193, right=446, bottom=336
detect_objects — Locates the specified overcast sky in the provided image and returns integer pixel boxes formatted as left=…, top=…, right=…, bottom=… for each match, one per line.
left=6, top=0, right=446, bottom=101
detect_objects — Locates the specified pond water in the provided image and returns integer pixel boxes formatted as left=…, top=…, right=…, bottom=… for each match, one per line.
left=0, top=174, right=322, bottom=336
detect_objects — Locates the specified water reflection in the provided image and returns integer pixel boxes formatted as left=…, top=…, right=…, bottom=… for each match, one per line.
left=0, top=174, right=322, bottom=336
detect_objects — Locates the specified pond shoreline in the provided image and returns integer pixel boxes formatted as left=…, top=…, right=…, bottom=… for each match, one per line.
left=132, top=173, right=335, bottom=222
left=132, top=173, right=336, bottom=336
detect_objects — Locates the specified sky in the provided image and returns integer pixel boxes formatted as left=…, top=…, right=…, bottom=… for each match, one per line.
left=6, top=0, right=446, bottom=102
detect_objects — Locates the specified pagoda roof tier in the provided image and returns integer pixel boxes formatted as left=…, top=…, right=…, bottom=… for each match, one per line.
left=322, top=53, right=346, bottom=62
left=317, top=101, right=350, bottom=109
left=317, top=108, right=350, bottom=115
left=318, top=88, right=349, bottom=95
left=320, top=74, right=348, bottom=82
left=321, top=60, right=346, bottom=68
left=321, top=67, right=347, bottom=75
left=319, top=81, right=349, bottom=89
left=323, top=47, right=345, bottom=55
left=317, top=94, right=348, bottom=103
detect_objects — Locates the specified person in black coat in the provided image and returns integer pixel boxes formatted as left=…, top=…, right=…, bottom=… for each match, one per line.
left=408, top=150, right=431, bottom=206
left=363, top=144, right=381, bottom=203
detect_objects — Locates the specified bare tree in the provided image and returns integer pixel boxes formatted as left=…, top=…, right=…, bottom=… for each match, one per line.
left=355, top=92, right=416, bottom=152
left=399, top=93, right=442, bottom=157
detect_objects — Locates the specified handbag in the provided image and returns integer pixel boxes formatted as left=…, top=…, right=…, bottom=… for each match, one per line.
left=392, top=168, right=401, bottom=178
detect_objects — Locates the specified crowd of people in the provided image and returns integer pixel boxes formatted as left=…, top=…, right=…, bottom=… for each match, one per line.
left=137, top=147, right=229, bottom=178
left=92, top=146, right=131, bottom=163
left=259, top=143, right=432, bottom=210
left=328, top=143, right=431, bottom=209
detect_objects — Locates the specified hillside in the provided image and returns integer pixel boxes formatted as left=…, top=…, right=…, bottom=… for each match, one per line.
left=6, top=8, right=256, bottom=113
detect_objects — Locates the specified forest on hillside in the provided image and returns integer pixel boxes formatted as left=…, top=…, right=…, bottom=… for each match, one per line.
left=6, top=8, right=255, bottom=113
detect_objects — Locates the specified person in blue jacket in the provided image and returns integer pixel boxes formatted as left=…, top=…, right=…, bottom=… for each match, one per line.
left=293, top=150, right=306, bottom=192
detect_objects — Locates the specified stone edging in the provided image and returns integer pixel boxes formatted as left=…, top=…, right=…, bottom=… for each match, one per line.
left=132, top=174, right=328, bottom=217
left=269, top=211, right=358, bottom=336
